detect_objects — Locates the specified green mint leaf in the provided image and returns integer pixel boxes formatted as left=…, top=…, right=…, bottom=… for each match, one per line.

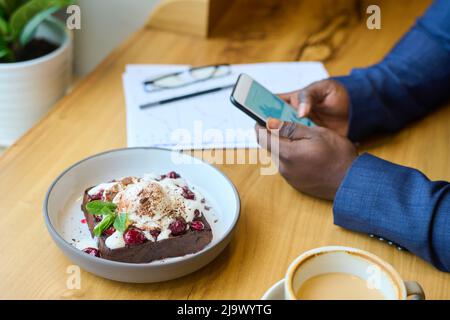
left=113, top=213, right=128, bottom=233
left=86, top=200, right=116, bottom=215
left=100, top=206, right=114, bottom=215
left=93, top=214, right=115, bottom=237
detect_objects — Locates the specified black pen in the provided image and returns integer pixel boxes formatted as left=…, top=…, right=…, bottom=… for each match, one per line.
left=140, top=84, right=235, bottom=109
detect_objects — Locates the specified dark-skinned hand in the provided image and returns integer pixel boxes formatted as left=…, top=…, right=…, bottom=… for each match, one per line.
left=256, top=118, right=358, bottom=200
left=278, top=79, right=351, bottom=137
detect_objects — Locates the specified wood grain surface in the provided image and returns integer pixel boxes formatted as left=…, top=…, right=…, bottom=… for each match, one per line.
left=1, top=0, right=449, bottom=299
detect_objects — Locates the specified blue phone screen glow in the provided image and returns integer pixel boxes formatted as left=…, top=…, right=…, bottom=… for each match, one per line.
left=244, top=81, right=314, bottom=127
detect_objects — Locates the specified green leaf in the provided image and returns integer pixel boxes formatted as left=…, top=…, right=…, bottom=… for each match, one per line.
left=0, top=47, right=11, bottom=59
left=86, top=200, right=117, bottom=215
left=113, top=213, right=128, bottom=233
left=0, top=30, right=5, bottom=46
left=100, top=206, right=114, bottom=215
left=0, top=0, right=27, bottom=16
left=10, top=0, right=73, bottom=41
left=0, top=16, right=9, bottom=36
left=0, top=36, right=13, bottom=61
left=0, top=4, right=6, bottom=18
left=93, top=214, right=115, bottom=237
left=20, top=6, right=58, bottom=46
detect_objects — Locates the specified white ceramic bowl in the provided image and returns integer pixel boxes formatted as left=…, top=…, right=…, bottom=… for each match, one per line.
left=43, top=148, right=240, bottom=283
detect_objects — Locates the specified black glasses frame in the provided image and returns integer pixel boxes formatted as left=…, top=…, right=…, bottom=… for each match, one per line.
left=143, top=64, right=231, bottom=92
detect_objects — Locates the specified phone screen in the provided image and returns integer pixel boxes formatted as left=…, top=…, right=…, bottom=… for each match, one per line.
left=244, top=80, right=314, bottom=126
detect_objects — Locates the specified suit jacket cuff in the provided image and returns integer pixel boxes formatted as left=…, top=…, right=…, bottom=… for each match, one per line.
left=333, top=153, right=378, bottom=235
left=333, top=153, right=450, bottom=271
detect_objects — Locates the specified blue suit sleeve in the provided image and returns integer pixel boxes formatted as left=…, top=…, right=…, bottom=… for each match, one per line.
left=334, top=154, right=450, bottom=272
left=333, top=0, right=450, bottom=142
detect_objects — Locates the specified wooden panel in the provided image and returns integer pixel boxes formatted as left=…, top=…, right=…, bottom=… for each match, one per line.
left=1, top=0, right=448, bottom=299
left=147, top=0, right=210, bottom=36
left=147, top=0, right=234, bottom=37
left=208, top=0, right=235, bottom=34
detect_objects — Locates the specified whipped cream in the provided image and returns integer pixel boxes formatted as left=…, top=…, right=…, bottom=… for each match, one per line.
left=87, top=182, right=118, bottom=196
left=105, top=230, right=126, bottom=249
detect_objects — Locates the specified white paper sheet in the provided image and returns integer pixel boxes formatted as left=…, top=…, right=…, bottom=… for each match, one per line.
left=123, top=62, right=329, bottom=149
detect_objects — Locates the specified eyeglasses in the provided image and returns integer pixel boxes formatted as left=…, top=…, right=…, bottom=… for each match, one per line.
left=143, top=64, right=231, bottom=92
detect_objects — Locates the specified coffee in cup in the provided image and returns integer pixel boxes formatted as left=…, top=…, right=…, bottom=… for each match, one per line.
left=285, top=246, right=425, bottom=300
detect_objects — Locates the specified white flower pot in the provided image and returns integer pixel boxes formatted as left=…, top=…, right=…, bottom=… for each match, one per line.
left=0, top=20, right=73, bottom=147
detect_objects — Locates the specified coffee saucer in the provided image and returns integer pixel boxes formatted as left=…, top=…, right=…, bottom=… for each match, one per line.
left=261, top=279, right=285, bottom=300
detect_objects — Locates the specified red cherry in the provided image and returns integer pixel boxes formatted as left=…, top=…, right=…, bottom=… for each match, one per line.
left=103, top=226, right=116, bottom=237
left=167, top=171, right=180, bottom=179
left=190, top=220, right=205, bottom=231
left=123, top=228, right=147, bottom=245
left=89, top=190, right=103, bottom=200
left=181, top=186, right=195, bottom=200
left=169, top=219, right=187, bottom=236
left=83, top=247, right=100, bottom=257
left=150, top=229, right=161, bottom=240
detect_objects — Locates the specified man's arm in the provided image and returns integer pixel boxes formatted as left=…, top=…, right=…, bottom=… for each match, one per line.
left=332, top=0, right=450, bottom=271
left=334, top=0, right=450, bottom=142
left=334, top=154, right=450, bottom=272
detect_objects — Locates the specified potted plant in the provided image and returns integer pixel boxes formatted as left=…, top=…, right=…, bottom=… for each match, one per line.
left=0, top=0, right=74, bottom=146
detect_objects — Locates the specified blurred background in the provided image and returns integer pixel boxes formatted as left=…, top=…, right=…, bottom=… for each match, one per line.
left=73, top=0, right=159, bottom=76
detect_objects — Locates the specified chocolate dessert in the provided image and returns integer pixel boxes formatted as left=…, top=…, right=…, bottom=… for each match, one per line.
left=79, top=172, right=213, bottom=263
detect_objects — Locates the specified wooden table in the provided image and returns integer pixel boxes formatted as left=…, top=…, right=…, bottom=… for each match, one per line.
left=1, top=0, right=449, bottom=299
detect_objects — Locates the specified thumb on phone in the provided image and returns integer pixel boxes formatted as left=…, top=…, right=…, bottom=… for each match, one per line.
left=297, top=90, right=314, bottom=118
left=266, top=118, right=312, bottom=140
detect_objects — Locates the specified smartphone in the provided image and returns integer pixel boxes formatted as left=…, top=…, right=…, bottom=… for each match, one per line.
left=230, top=73, right=315, bottom=127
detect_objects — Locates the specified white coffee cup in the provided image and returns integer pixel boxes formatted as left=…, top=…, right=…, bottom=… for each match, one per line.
left=285, top=246, right=425, bottom=300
